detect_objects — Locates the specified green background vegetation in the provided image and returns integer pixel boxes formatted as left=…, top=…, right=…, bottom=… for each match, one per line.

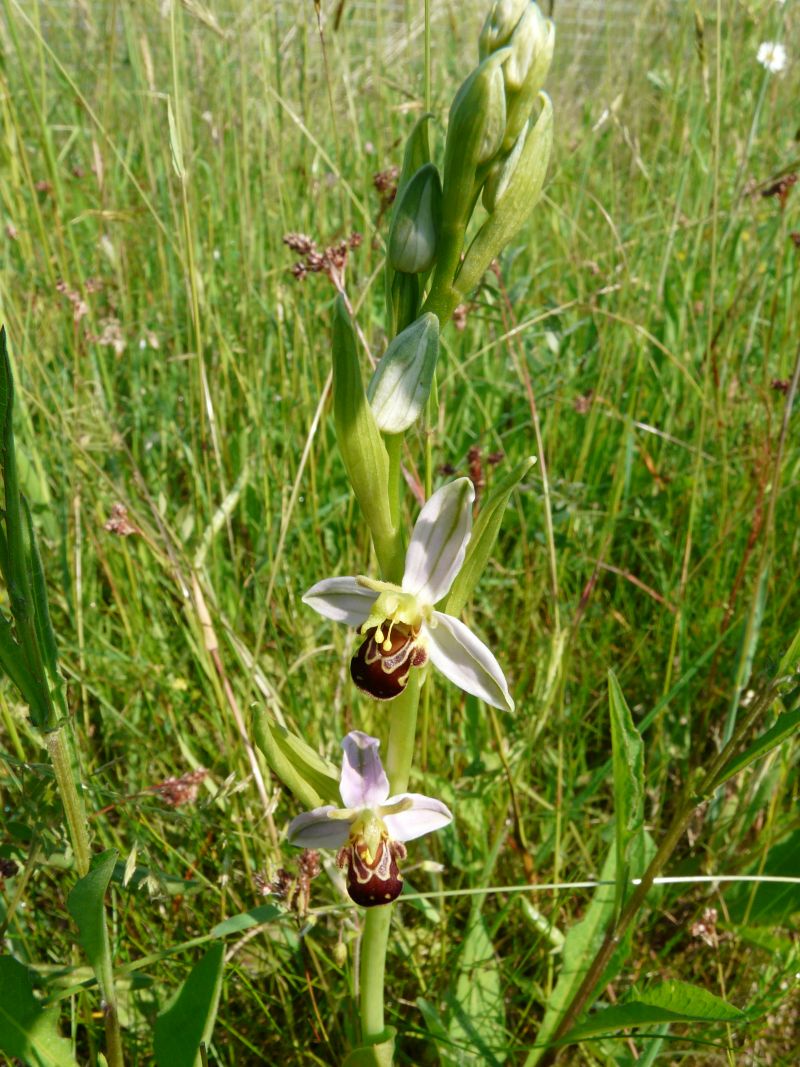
left=0, top=0, right=797, bottom=1062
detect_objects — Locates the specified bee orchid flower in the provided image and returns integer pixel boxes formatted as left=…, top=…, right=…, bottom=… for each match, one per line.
left=288, top=731, right=453, bottom=907
left=303, top=478, right=514, bottom=711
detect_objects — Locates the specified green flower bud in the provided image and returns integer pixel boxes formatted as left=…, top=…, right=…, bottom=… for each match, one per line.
left=457, top=92, right=553, bottom=296
left=367, top=313, right=440, bottom=435
left=442, top=50, right=509, bottom=233
left=503, top=12, right=554, bottom=148
left=479, top=0, right=529, bottom=57
left=388, top=163, right=442, bottom=275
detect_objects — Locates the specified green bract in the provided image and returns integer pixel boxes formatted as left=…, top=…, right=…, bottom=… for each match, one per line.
left=253, top=709, right=340, bottom=809
left=331, top=298, right=397, bottom=575
left=367, top=313, right=440, bottom=435
left=388, top=164, right=442, bottom=275
left=457, top=91, right=553, bottom=296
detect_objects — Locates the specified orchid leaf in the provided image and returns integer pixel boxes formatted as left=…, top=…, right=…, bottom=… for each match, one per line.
left=558, top=980, right=745, bottom=1044
left=0, top=957, right=77, bottom=1067
left=154, top=944, right=224, bottom=1067
left=67, top=849, right=118, bottom=1001
left=608, top=671, right=645, bottom=913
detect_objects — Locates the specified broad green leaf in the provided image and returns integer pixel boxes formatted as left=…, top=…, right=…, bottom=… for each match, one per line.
left=0, top=956, right=78, bottom=1067
left=447, top=915, right=506, bottom=1065
left=445, top=456, right=536, bottom=616
left=209, top=904, right=282, bottom=939
left=608, top=671, right=645, bottom=911
left=66, top=849, right=118, bottom=1000
left=253, top=708, right=340, bottom=808
left=706, top=704, right=800, bottom=794
left=559, top=980, right=745, bottom=1043
left=342, top=1028, right=396, bottom=1067
left=154, top=944, right=225, bottom=1067
left=22, top=496, right=67, bottom=717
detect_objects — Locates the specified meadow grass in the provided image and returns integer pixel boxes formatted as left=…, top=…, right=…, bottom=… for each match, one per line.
left=0, top=0, right=798, bottom=1063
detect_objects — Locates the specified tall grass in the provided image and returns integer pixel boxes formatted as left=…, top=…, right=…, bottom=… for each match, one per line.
left=0, top=0, right=798, bottom=1063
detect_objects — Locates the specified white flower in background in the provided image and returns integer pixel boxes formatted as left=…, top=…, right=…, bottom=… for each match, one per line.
left=303, top=478, right=514, bottom=711
left=757, top=41, right=787, bottom=74
left=288, top=731, right=453, bottom=907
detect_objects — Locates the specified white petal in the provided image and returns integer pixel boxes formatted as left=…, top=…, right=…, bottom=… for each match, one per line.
left=302, top=577, right=377, bottom=626
left=382, top=793, right=453, bottom=842
left=340, top=731, right=390, bottom=808
left=402, top=479, right=474, bottom=603
left=287, top=806, right=351, bottom=849
left=426, top=611, right=514, bottom=712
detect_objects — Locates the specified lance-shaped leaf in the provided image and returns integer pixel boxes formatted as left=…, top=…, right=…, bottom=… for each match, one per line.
left=0, top=956, right=78, bottom=1067
left=0, top=328, right=55, bottom=729
left=66, top=848, right=120, bottom=1038
left=367, top=313, right=440, bottom=435
left=444, top=456, right=535, bottom=617
left=154, top=944, right=225, bottom=1067
left=608, top=671, right=645, bottom=914
left=253, top=708, right=340, bottom=809
left=457, top=93, right=553, bottom=297
left=331, top=299, right=395, bottom=557
left=558, top=980, right=745, bottom=1045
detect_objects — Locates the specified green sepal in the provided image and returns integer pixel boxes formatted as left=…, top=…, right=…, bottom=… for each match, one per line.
left=444, top=456, right=535, bottom=617
left=456, top=92, right=552, bottom=297
left=342, top=1028, right=396, bottom=1067
left=388, top=163, right=442, bottom=275
left=367, top=313, right=440, bottom=435
left=331, top=298, right=397, bottom=572
left=253, top=707, right=340, bottom=809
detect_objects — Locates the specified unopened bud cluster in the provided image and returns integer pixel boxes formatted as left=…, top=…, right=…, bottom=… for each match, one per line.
left=371, top=1, right=554, bottom=444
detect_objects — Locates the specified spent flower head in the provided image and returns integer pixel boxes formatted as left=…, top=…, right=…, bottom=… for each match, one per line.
left=288, top=731, right=452, bottom=907
left=303, top=478, right=514, bottom=711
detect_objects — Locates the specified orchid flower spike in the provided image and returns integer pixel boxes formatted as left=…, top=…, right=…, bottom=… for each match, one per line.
left=303, top=478, right=514, bottom=711
left=288, top=731, right=453, bottom=907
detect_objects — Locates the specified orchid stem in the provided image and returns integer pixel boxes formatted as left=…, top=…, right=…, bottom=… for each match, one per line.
left=359, top=675, right=422, bottom=1048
